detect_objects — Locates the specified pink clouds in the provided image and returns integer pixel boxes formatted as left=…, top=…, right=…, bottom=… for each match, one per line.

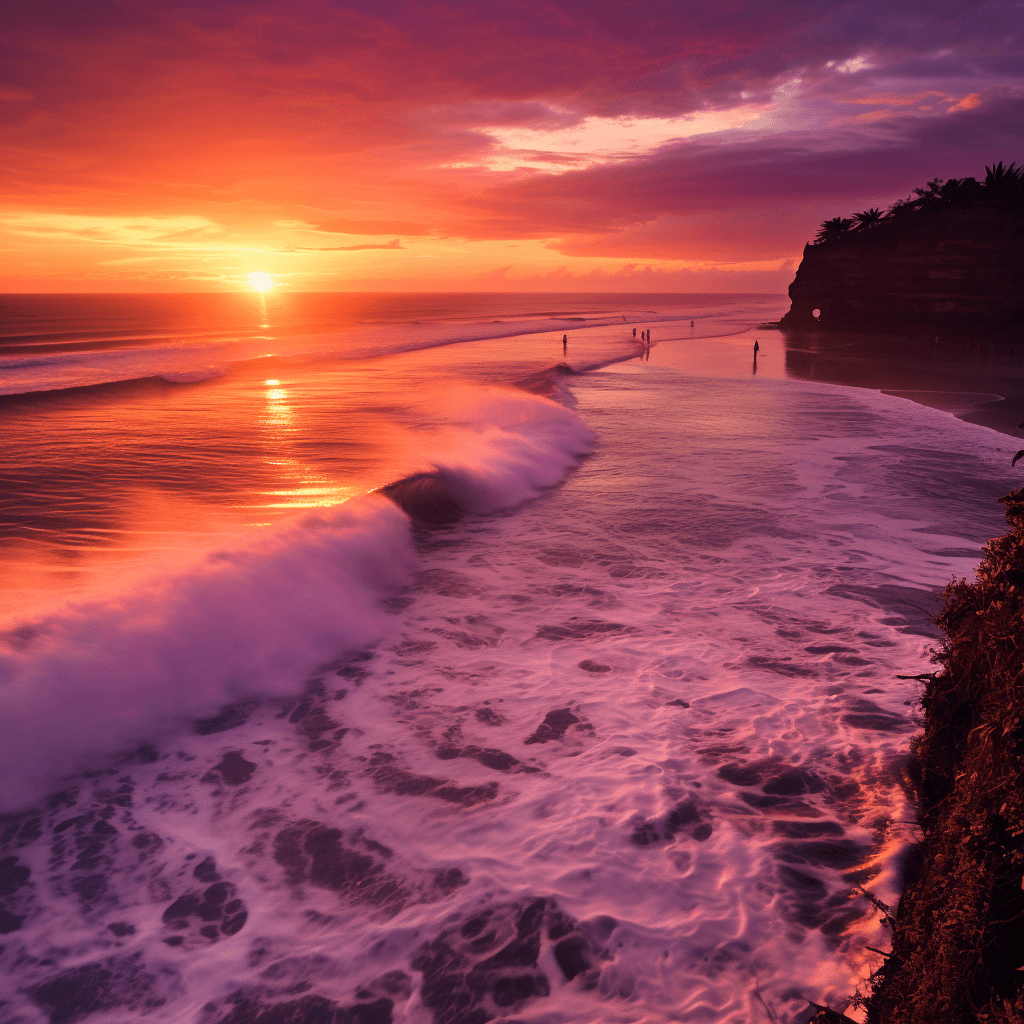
left=2, top=1, right=1021, bottom=289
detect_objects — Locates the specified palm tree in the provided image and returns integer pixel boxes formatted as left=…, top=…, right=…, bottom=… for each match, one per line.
left=853, top=207, right=884, bottom=229
left=983, top=162, right=1024, bottom=212
left=983, top=161, right=1023, bottom=187
left=814, top=217, right=854, bottom=243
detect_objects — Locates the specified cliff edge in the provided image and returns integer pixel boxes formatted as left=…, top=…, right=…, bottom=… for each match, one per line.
left=864, top=487, right=1024, bottom=1023
left=779, top=164, right=1024, bottom=335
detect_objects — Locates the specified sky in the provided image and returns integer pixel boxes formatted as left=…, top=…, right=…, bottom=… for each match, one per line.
left=2, top=0, right=1022, bottom=293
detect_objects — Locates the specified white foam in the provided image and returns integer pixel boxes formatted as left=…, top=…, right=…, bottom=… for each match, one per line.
left=0, top=387, right=596, bottom=812
left=0, top=497, right=414, bottom=811
left=420, top=387, right=596, bottom=513
left=6, top=323, right=1014, bottom=1024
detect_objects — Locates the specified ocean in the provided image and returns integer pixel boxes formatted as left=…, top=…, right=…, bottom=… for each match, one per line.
left=0, top=292, right=1017, bottom=1024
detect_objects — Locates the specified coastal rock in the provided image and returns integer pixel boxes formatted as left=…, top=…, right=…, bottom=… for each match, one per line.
left=779, top=200, right=1024, bottom=334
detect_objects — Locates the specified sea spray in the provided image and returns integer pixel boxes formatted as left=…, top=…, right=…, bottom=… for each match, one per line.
left=0, top=497, right=415, bottom=812
left=0, top=387, right=596, bottom=812
left=389, top=386, right=597, bottom=519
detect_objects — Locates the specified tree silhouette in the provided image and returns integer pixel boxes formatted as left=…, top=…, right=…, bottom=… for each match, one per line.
left=809, top=161, right=1022, bottom=244
left=912, top=178, right=945, bottom=209
left=814, top=216, right=854, bottom=243
left=853, top=207, right=884, bottom=229
left=939, top=177, right=980, bottom=204
left=983, top=161, right=1022, bottom=188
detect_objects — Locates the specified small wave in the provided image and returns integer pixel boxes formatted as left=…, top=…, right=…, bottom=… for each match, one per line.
left=381, top=387, right=594, bottom=524
left=157, top=367, right=227, bottom=384
left=0, top=372, right=226, bottom=404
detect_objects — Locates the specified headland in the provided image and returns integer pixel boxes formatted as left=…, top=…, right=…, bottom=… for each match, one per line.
left=778, top=163, right=1024, bottom=336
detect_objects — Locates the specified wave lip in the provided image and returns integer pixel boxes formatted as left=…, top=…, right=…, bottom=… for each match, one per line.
left=0, top=496, right=415, bottom=813
left=379, top=387, right=595, bottom=525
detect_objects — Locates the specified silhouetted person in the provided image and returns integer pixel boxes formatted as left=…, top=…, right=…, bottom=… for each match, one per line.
left=562, top=334, right=568, bottom=355
left=632, top=328, right=636, bottom=339
left=690, top=320, right=694, bottom=328
left=754, top=339, right=760, bottom=355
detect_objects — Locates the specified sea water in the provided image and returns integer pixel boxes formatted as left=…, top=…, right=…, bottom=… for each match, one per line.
left=0, top=293, right=1016, bottom=1024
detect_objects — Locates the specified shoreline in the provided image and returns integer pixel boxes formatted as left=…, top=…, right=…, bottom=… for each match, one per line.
left=777, top=328, right=1024, bottom=441
left=635, top=322, right=1023, bottom=441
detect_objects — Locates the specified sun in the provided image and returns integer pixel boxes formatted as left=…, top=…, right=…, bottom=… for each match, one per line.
left=247, top=271, right=274, bottom=292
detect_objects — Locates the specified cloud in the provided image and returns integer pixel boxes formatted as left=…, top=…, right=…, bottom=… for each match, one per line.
left=1, top=212, right=221, bottom=246
left=948, top=92, right=983, bottom=113
left=312, top=219, right=432, bottom=236
left=2, top=0, right=1022, bottom=288
left=281, top=239, right=405, bottom=251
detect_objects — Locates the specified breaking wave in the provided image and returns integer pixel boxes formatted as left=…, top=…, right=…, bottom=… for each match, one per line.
left=0, top=388, right=594, bottom=811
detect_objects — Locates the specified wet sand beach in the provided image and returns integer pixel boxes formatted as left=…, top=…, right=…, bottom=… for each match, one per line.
left=780, top=329, right=1024, bottom=441
left=634, top=321, right=1024, bottom=443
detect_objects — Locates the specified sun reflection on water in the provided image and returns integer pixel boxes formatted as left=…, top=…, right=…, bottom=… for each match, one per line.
left=256, top=377, right=357, bottom=508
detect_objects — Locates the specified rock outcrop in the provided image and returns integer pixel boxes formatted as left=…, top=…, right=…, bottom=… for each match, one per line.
left=780, top=185, right=1024, bottom=335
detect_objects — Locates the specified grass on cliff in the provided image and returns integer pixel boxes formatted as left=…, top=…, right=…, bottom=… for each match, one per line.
left=864, top=487, right=1024, bottom=1023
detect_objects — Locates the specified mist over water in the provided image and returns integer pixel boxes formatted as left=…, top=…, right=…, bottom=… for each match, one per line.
left=0, top=292, right=1017, bottom=1024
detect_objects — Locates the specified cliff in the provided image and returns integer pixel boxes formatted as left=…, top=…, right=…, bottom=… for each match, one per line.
left=779, top=172, right=1024, bottom=335
left=863, top=487, right=1024, bottom=1023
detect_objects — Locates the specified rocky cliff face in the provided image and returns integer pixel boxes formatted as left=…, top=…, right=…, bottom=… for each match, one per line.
left=780, top=203, right=1024, bottom=334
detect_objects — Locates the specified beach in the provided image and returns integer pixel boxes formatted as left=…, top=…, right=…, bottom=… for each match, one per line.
left=0, top=293, right=1019, bottom=1024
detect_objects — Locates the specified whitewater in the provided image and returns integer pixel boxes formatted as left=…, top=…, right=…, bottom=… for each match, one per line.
left=0, top=293, right=1017, bottom=1024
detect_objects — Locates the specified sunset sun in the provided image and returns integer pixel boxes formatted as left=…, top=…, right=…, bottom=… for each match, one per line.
left=247, top=271, right=274, bottom=292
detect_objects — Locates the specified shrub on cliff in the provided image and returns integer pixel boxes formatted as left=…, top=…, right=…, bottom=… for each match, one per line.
left=866, top=487, right=1024, bottom=1023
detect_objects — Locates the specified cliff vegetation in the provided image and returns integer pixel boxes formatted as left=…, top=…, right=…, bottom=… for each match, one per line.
left=862, top=486, right=1024, bottom=1023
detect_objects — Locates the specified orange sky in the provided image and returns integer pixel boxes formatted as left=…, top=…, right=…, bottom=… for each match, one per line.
left=3, top=1, right=1021, bottom=292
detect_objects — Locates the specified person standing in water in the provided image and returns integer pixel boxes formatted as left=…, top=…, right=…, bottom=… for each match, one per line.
left=754, top=339, right=759, bottom=355
left=562, top=334, right=568, bottom=355
left=632, top=328, right=636, bottom=339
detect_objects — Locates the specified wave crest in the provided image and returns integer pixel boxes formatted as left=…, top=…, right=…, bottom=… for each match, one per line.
left=0, top=387, right=594, bottom=811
